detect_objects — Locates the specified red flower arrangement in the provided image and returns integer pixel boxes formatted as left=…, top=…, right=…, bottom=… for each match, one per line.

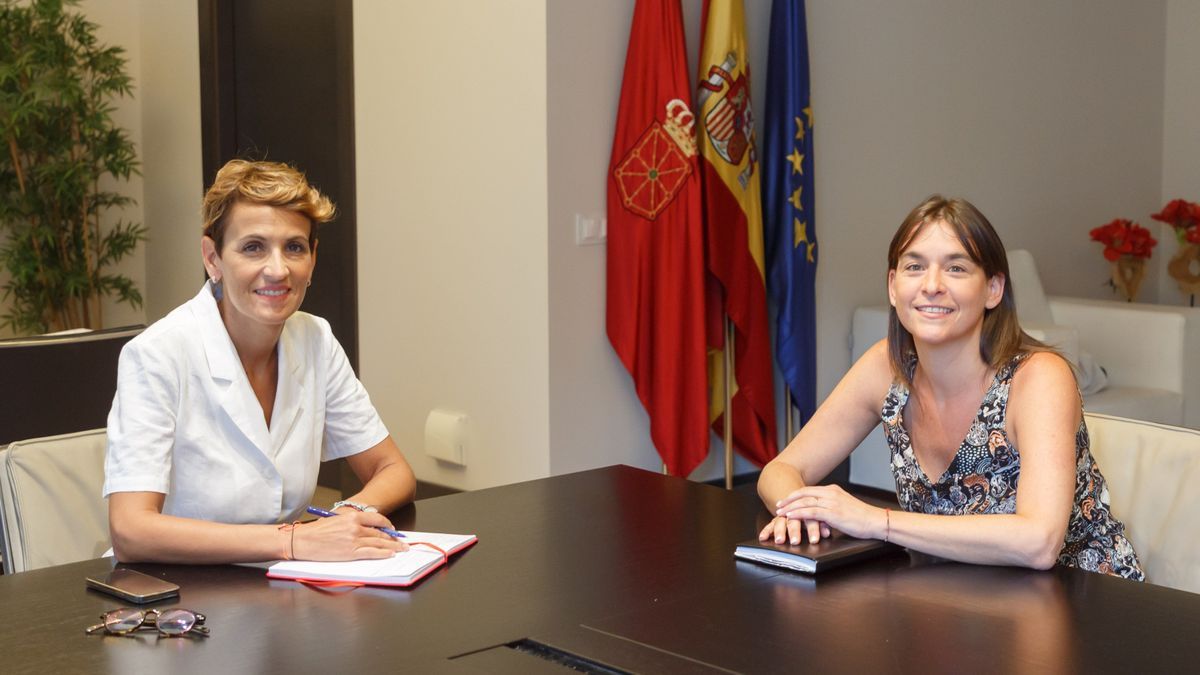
left=1151, top=199, right=1200, bottom=245
left=1089, top=219, right=1157, bottom=261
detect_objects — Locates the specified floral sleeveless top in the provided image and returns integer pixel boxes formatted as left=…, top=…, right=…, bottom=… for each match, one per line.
left=882, top=354, right=1144, bottom=580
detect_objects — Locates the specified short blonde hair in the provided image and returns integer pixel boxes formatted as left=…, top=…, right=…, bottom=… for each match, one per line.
left=201, top=159, right=336, bottom=250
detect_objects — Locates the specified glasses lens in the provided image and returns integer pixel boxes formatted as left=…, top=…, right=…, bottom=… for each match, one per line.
left=155, top=609, right=196, bottom=636
left=104, top=609, right=145, bottom=634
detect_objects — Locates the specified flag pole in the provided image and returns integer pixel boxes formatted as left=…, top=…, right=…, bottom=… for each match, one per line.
left=784, top=388, right=794, bottom=443
left=724, top=317, right=735, bottom=490
left=662, top=463, right=669, bottom=475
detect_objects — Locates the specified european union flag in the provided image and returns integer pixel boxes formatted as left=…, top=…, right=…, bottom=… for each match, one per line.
left=762, top=0, right=817, bottom=431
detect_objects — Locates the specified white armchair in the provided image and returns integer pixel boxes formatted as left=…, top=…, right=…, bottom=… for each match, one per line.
left=847, top=249, right=1200, bottom=491
left=0, top=429, right=109, bottom=573
left=1085, top=413, right=1200, bottom=593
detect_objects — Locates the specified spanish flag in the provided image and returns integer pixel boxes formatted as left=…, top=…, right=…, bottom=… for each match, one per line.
left=697, top=0, right=778, bottom=466
left=607, top=0, right=709, bottom=477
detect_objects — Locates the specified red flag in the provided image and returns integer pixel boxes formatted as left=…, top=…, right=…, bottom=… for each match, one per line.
left=607, top=0, right=709, bottom=477
left=697, top=0, right=778, bottom=465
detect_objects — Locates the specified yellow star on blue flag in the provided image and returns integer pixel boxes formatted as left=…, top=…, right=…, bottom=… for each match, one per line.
left=788, top=186, right=803, bottom=210
left=793, top=218, right=807, bottom=249
left=763, top=0, right=818, bottom=431
left=786, top=149, right=805, bottom=175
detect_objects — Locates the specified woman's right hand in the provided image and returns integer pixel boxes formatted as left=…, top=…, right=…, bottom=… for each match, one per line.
left=292, top=511, right=409, bottom=561
left=758, top=514, right=831, bottom=546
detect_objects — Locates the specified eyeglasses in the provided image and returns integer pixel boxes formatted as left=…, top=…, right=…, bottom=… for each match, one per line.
left=85, top=608, right=210, bottom=638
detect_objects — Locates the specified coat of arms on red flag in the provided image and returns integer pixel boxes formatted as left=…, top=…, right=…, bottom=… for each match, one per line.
left=613, top=100, right=697, bottom=220
left=607, top=0, right=709, bottom=478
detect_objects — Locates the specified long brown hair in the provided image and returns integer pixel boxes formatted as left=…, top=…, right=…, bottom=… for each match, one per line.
left=886, top=195, right=1049, bottom=386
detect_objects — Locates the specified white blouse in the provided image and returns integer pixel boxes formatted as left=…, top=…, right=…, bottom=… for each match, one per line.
left=104, top=282, right=388, bottom=524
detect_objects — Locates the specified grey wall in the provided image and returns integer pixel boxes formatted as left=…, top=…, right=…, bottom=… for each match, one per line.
left=355, top=1, right=552, bottom=490
left=547, top=0, right=1169, bottom=481
left=60, top=0, right=1179, bottom=491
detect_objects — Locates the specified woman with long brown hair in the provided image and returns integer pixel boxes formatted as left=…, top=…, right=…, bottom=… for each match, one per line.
left=757, top=195, right=1142, bottom=578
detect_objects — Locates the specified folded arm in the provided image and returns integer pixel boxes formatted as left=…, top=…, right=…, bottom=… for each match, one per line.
left=758, top=340, right=892, bottom=544
left=773, top=352, right=1078, bottom=570
left=108, top=437, right=416, bottom=564
left=108, top=491, right=408, bottom=564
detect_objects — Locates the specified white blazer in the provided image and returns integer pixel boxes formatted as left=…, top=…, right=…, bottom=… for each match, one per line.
left=104, top=282, right=388, bottom=524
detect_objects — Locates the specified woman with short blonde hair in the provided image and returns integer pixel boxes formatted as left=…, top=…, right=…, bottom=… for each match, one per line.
left=105, top=159, right=416, bottom=564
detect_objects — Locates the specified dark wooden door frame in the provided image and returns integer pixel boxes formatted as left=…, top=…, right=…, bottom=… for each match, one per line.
left=197, top=0, right=361, bottom=495
left=196, top=0, right=358, bottom=372
left=197, top=0, right=236, bottom=187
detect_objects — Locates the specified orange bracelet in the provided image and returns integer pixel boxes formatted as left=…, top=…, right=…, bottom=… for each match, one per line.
left=884, top=508, right=891, bottom=543
left=277, top=521, right=301, bottom=560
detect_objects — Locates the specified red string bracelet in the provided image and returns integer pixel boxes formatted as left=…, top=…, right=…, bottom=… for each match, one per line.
left=276, top=521, right=301, bottom=560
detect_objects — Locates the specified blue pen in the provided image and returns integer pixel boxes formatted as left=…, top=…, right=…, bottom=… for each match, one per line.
left=306, top=505, right=406, bottom=539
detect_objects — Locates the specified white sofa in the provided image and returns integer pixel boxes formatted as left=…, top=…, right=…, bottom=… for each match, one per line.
left=847, top=255, right=1200, bottom=490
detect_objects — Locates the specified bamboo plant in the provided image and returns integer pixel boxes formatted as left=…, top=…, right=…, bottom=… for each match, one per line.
left=0, top=0, right=145, bottom=335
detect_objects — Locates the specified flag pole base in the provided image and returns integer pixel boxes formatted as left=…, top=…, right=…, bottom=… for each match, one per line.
left=724, top=318, right=735, bottom=490
left=784, top=388, right=794, bottom=444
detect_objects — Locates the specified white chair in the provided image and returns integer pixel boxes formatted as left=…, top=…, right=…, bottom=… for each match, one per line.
left=1085, top=412, right=1200, bottom=593
left=0, top=429, right=110, bottom=574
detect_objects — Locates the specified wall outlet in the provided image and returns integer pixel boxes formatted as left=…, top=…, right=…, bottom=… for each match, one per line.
left=424, top=409, right=468, bottom=466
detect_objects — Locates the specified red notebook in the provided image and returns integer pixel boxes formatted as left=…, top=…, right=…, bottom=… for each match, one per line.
left=267, top=531, right=477, bottom=587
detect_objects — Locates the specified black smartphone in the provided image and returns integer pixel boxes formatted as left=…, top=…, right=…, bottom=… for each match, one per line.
left=85, top=568, right=180, bottom=604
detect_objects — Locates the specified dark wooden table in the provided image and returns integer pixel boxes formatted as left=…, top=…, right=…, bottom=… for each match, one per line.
left=1, top=465, right=1196, bottom=673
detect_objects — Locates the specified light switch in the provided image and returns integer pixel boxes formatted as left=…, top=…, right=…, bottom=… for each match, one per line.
left=575, top=213, right=607, bottom=245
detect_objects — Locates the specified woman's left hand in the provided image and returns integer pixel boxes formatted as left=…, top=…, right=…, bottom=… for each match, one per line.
left=774, top=484, right=886, bottom=542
